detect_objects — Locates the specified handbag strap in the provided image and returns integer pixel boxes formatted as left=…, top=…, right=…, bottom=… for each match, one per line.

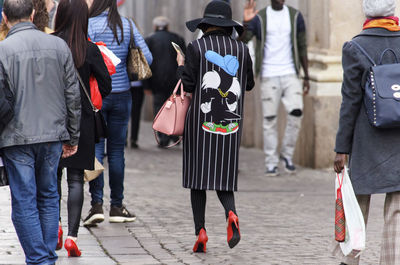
left=172, top=79, right=185, bottom=100
left=153, top=130, right=183, bottom=148
left=351, top=41, right=376, bottom=66
left=128, top=19, right=137, bottom=49
left=76, top=71, right=98, bottom=112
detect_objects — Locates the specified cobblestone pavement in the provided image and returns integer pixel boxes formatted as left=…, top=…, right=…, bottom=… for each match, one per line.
left=0, top=122, right=387, bottom=264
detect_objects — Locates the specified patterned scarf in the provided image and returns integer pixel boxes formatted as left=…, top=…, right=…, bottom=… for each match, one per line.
left=363, top=16, right=400, bottom=31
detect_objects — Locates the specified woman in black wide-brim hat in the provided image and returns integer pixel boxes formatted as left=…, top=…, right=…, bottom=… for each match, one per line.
left=176, top=0, right=255, bottom=252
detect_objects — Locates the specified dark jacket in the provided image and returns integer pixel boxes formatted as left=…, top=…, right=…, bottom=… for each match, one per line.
left=0, top=22, right=81, bottom=148
left=59, top=41, right=111, bottom=170
left=335, top=27, right=400, bottom=194
left=0, top=70, right=13, bottom=134
left=144, top=30, right=185, bottom=95
left=240, top=5, right=307, bottom=77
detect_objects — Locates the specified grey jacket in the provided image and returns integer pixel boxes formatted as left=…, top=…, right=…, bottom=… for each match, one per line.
left=335, top=28, right=400, bottom=195
left=0, top=22, right=81, bottom=148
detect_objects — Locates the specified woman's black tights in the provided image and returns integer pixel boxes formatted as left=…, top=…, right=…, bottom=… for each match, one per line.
left=57, top=167, right=84, bottom=238
left=191, top=189, right=236, bottom=235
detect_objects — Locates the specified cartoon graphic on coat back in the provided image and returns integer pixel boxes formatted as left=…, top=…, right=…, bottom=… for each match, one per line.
left=201, top=50, right=242, bottom=135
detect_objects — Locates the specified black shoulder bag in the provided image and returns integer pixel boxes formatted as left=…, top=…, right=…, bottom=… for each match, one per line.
left=76, top=72, right=107, bottom=143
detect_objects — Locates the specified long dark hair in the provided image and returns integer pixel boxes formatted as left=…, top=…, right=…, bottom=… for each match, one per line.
left=32, top=0, right=49, bottom=31
left=89, top=0, right=124, bottom=45
left=53, top=0, right=88, bottom=68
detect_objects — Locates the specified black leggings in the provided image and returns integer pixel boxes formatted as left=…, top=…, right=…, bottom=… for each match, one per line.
left=57, top=167, right=84, bottom=238
left=191, top=189, right=236, bottom=235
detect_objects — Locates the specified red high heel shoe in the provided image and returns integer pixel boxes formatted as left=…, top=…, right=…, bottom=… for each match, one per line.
left=227, top=211, right=240, bottom=249
left=193, top=228, right=208, bottom=253
left=56, top=226, right=63, bottom=250
left=64, top=238, right=81, bottom=257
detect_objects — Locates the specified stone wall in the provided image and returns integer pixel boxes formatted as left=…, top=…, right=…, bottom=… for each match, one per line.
left=118, top=0, right=400, bottom=168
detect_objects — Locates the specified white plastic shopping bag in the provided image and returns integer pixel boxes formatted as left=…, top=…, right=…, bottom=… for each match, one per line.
left=335, top=166, right=366, bottom=256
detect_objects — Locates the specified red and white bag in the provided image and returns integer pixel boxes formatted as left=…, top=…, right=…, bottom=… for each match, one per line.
left=89, top=41, right=121, bottom=110
left=335, top=167, right=366, bottom=256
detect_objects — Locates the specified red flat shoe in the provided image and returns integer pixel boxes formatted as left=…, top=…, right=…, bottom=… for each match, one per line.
left=64, top=238, right=81, bottom=257
left=193, top=228, right=208, bottom=253
left=56, top=226, right=63, bottom=250
left=227, top=211, right=240, bottom=249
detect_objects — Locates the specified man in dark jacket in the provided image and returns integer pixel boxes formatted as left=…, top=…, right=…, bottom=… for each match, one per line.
left=144, top=16, right=186, bottom=147
left=241, top=0, right=309, bottom=176
left=0, top=0, right=81, bottom=263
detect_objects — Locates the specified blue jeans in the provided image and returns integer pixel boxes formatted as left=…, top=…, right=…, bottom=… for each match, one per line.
left=90, top=90, right=132, bottom=207
left=2, top=142, right=62, bottom=265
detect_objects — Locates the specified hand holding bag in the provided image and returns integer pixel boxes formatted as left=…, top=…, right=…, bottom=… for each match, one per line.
left=152, top=79, right=191, bottom=146
left=335, top=167, right=366, bottom=256
left=126, top=19, right=152, bottom=81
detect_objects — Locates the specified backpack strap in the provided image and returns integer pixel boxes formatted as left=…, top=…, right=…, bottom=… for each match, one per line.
left=350, top=40, right=376, bottom=66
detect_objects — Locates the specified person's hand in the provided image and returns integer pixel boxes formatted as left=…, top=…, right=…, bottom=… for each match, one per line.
left=62, top=144, right=78, bottom=159
left=176, top=52, right=185, bottom=66
left=244, top=0, right=258, bottom=22
left=303, top=79, right=310, bottom=95
left=334, top=153, right=347, bottom=173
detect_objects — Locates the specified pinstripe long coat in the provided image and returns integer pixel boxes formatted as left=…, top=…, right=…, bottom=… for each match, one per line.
left=179, top=30, right=255, bottom=191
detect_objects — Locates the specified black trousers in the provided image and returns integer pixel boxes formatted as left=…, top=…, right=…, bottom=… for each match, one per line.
left=191, top=189, right=236, bottom=235
left=57, top=167, right=84, bottom=238
left=130, top=85, right=145, bottom=144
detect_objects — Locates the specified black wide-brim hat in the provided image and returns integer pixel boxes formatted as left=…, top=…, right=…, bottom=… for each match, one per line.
left=186, top=1, right=244, bottom=35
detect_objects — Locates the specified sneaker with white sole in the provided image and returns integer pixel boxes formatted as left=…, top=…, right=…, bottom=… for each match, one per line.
left=280, top=155, right=296, bottom=173
left=83, top=203, right=104, bottom=227
left=109, top=205, right=136, bottom=223
left=265, top=166, right=279, bottom=177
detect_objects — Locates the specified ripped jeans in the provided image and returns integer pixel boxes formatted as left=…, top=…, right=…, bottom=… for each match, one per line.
left=260, top=74, right=303, bottom=169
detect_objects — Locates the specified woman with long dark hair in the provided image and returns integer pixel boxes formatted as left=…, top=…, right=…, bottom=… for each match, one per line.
left=54, top=0, right=111, bottom=257
left=83, top=0, right=152, bottom=226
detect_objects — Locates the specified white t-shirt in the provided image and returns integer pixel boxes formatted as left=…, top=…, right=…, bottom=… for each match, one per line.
left=262, top=5, right=296, bottom=78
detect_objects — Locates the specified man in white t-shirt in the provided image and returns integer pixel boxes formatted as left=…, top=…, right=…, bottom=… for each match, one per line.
left=240, top=0, right=309, bottom=176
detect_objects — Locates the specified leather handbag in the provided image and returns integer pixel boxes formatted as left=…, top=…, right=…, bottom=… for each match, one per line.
left=126, top=19, right=152, bottom=81
left=153, top=79, right=191, bottom=145
left=84, top=157, right=104, bottom=182
left=352, top=41, right=400, bottom=128
left=76, top=72, right=107, bottom=143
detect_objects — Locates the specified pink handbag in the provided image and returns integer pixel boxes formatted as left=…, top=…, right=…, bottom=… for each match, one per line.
left=152, top=79, right=191, bottom=145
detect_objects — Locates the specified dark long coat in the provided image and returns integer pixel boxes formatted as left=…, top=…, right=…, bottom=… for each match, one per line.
left=180, top=31, right=254, bottom=191
left=144, top=30, right=186, bottom=109
left=335, top=28, right=400, bottom=194
left=59, top=41, right=111, bottom=170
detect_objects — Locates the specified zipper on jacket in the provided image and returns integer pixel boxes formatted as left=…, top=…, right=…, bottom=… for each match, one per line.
left=293, top=11, right=300, bottom=75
